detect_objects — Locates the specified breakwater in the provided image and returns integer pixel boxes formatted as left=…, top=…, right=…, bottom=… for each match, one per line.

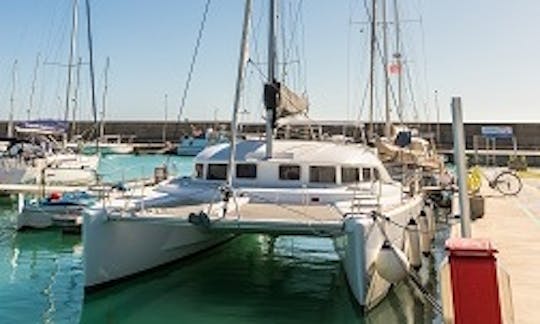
left=2, top=120, right=539, bottom=148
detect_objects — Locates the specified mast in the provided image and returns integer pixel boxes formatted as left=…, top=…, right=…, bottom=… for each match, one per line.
left=28, top=53, right=40, bottom=120
left=65, top=0, right=79, bottom=121
left=368, top=0, right=376, bottom=138
left=71, top=57, right=82, bottom=138
left=392, top=0, right=402, bottom=124
left=227, top=0, right=252, bottom=187
left=8, top=60, right=18, bottom=138
left=85, top=0, right=98, bottom=144
left=382, top=0, right=391, bottom=138
left=100, top=56, right=110, bottom=139
left=162, top=93, right=168, bottom=142
left=264, top=0, right=277, bottom=159
left=435, top=89, right=440, bottom=144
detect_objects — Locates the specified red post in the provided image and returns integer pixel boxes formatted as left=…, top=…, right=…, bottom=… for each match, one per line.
left=445, top=238, right=502, bottom=324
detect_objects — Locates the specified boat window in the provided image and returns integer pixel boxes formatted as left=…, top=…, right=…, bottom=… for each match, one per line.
left=341, top=167, right=360, bottom=183
left=236, top=164, right=257, bottom=179
left=279, top=164, right=301, bottom=180
left=361, top=168, right=380, bottom=182
left=195, top=163, right=204, bottom=178
left=207, top=164, right=227, bottom=180
left=309, top=166, right=336, bottom=183
left=362, top=168, right=372, bottom=182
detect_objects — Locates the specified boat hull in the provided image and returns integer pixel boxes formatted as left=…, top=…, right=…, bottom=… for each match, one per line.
left=334, top=194, right=424, bottom=309
left=81, top=144, right=134, bottom=155
left=83, top=207, right=232, bottom=288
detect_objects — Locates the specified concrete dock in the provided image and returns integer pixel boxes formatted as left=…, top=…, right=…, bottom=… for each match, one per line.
left=452, top=172, right=540, bottom=323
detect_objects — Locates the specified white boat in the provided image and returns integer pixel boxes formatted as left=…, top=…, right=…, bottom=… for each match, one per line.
left=0, top=121, right=100, bottom=185
left=17, top=190, right=95, bottom=230
left=78, top=135, right=135, bottom=155
left=176, top=127, right=228, bottom=156
left=84, top=0, right=425, bottom=310
left=84, top=139, right=424, bottom=308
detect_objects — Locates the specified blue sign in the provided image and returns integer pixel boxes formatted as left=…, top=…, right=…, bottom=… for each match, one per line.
left=481, top=126, right=513, bottom=139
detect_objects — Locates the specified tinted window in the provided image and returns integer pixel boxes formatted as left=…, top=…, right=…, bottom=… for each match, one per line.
left=195, top=163, right=204, bottom=178
left=362, top=168, right=372, bottom=182
left=310, top=166, right=336, bottom=183
left=279, top=164, right=301, bottom=180
left=341, top=167, right=359, bottom=183
left=236, top=164, right=257, bottom=179
left=207, top=164, right=227, bottom=180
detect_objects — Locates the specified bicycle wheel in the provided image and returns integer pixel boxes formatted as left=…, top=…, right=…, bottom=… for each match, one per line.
left=494, top=171, right=523, bottom=196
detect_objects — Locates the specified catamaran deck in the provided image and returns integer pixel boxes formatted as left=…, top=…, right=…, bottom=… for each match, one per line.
left=107, top=202, right=348, bottom=236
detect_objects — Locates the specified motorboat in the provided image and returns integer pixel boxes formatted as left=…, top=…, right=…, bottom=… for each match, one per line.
left=17, top=190, right=96, bottom=230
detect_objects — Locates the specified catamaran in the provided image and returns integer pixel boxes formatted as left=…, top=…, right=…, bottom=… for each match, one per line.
left=83, top=0, right=427, bottom=310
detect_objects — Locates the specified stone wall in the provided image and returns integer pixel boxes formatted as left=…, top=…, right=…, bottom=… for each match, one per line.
left=1, top=120, right=538, bottom=149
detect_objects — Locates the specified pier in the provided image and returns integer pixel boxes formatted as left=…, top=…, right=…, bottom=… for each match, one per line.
left=451, top=170, right=540, bottom=324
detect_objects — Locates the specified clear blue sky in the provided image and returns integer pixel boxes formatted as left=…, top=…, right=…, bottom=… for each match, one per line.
left=0, top=0, right=539, bottom=123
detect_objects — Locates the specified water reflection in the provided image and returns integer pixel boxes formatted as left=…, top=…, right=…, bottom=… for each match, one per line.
left=82, top=235, right=437, bottom=324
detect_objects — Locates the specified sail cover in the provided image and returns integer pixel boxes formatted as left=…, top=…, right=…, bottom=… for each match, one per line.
left=276, top=83, right=308, bottom=118
left=265, top=81, right=308, bottom=124
left=15, top=119, right=69, bottom=135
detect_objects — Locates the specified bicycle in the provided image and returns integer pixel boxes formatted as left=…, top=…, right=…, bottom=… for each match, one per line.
left=467, top=166, right=522, bottom=196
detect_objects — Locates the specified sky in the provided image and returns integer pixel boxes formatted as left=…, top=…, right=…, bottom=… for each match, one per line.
left=0, top=0, right=539, bottom=123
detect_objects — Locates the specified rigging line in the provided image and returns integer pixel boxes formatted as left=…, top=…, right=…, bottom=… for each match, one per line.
left=404, top=61, right=419, bottom=121
left=174, top=0, right=212, bottom=138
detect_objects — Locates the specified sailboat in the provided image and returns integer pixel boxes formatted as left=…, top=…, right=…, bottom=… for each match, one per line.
left=84, top=0, right=425, bottom=309
left=367, top=0, right=443, bottom=174
left=77, top=57, right=135, bottom=155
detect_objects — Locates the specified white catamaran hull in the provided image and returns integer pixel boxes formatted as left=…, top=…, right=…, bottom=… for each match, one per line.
left=335, top=194, right=424, bottom=309
left=83, top=207, right=232, bottom=288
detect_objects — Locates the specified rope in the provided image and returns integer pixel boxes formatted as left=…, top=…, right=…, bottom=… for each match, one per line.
left=371, top=211, right=444, bottom=315
left=174, top=0, right=212, bottom=140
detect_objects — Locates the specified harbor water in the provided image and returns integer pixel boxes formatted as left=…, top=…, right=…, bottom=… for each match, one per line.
left=0, top=155, right=445, bottom=323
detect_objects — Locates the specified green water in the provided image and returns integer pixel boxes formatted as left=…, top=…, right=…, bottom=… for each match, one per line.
left=0, top=154, right=444, bottom=323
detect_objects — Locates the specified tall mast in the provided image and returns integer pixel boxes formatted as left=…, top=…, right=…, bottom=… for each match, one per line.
left=85, top=0, right=98, bottom=142
left=100, top=56, right=110, bottom=139
left=28, top=53, right=40, bottom=120
left=368, top=0, right=376, bottom=138
left=382, top=0, right=391, bottom=138
left=227, top=0, right=252, bottom=187
left=435, top=89, right=440, bottom=144
left=65, top=0, right=79, bottom=121
left=162, top=93, right=168, bottom=142
left=8, top=60, right=18, bottom=138
left=392, top=0, right=402, bottom=124
left=265, top=0, right=277, bottom=159
left=71, top=56, right=82, bottom=138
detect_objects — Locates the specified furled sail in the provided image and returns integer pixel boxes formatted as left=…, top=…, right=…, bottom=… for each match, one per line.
left=264, top=81, right=308, bottom=127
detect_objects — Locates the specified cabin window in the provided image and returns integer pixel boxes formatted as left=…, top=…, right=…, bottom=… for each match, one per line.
left=309, top=166, right=336, bottom=183
left=362, top=168, right=380, bottom=182
left=236, top=164, right=257, bottom=179
left=207, top=164, right=227, bottom=180
left=195, top=163, right=204, bottom=178
left=341, top=167, right=360, bottom=183
left=279, top=164, right=301, bottom=180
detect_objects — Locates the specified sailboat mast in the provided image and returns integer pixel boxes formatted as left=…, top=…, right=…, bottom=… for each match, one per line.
left=71, top=57, right=82, bottom=138
left=368, top=0, right=376, bottom=138
left=227, top=0, right=252, bottom=187
left=8, top=60, right=18, bottom=138
left=265, top=0, right=277, bottom=159
left=392, top=0, right=402, bottom=124
left=100, top=56, right=110, bottom=139
left=85, top=0, right=98, bottom=143
left=382, top=0, right=391, bottom=138
left=65, top=0, right=79, bottom=122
